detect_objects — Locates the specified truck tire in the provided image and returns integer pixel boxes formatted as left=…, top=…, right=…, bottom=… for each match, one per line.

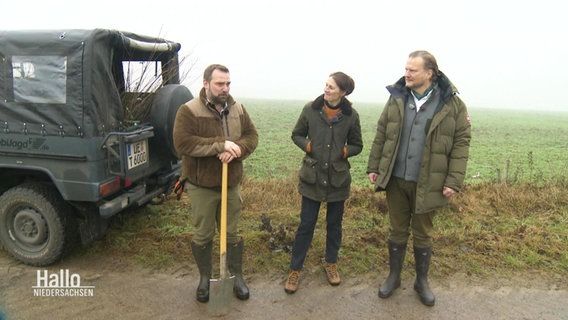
left=0, top=183, right=78, bottom=266
left=150, top=84, right=193, bottom=159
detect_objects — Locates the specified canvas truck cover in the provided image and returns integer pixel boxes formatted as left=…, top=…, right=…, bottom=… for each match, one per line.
left=0, top=29, right=181, bottom=138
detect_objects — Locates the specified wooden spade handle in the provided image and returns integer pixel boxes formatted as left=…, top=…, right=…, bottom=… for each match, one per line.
left=220, top=162, right=228, bottom=278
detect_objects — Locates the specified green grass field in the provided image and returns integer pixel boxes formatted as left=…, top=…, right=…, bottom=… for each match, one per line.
left=241, top=98, right=568, bottom=186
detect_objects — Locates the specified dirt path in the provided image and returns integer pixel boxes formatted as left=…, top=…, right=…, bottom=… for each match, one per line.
left=1, top=250, right=566, bottom=320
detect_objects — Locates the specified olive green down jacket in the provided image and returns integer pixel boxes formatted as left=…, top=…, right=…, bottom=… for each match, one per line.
left=366, top=72, right=471, bottom=214
left=292, top=95, right=363, bottom=202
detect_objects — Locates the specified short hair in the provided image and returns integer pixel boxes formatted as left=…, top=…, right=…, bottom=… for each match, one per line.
left=408, top=50, right=439, bottom=82
left=329, top=72, right=355, bottom=96
left=203, top=64, right=229, bottom=82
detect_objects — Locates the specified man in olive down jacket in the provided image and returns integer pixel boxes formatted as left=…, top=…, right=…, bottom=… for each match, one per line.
left=367, top=51, right=471, bottom=306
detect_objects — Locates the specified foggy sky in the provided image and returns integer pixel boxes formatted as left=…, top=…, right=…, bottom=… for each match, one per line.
left=2, top=0, right=566, bottom=111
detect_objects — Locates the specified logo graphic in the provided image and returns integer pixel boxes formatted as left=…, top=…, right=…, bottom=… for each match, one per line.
left=32, top=269, right=95, bottom=297
left=0, top=137, right=47, bottom=150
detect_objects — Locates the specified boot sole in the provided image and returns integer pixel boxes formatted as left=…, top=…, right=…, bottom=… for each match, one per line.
left=378, top=280, right=400, bottom=298
left=196, top=287, right=209, bottom=303
left=234, top=282, right=250, bottom=300
left=420, top=298, right=435, bottom=306
left=235, top=291, right=250, bottom=300
left=414, top=283, right=435, bottom=306
left=326, top=277, right=341, bottom=286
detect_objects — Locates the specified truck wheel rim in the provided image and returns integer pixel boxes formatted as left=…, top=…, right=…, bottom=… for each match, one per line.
left=12, top=208, right=48, bottom=246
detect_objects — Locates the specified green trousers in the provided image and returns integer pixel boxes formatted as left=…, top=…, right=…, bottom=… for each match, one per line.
left=187, top=183, right=242, bottom=246
left=386, top=178, right=436, bottom=247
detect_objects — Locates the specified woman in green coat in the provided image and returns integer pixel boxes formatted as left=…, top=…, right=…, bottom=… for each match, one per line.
left=285, top=72, right=363, bottom=294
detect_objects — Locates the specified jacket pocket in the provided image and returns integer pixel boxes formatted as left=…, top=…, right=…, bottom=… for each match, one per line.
left=330, top=161, right=351, bottom=188
left=299, top=156, right=318, bottom=184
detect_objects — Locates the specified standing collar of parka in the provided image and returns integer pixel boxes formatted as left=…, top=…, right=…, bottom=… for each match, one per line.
left=310, top=94, right=353, bottom=116
left=386, top=71, right=460, bottom=104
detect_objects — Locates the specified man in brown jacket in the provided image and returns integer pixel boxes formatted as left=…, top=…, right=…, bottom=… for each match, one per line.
left=173, top=64, right=258, bottom=303
left=367, top=51, right=471, bottom=306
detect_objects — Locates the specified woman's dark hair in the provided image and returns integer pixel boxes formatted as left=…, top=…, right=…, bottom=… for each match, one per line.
left=329, top=72, right=355, bottom=96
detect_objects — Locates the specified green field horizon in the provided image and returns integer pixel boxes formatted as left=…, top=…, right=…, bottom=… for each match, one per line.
left=239, top=98, right=568, bottom=187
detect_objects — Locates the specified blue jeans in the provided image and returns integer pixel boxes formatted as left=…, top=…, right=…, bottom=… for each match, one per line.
left=290, top=196, right=345, bottom=271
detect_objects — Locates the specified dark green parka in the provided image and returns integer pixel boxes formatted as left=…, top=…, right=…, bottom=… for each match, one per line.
left=292, top=95, right=363, bottom=202
left=367, top=72, right=471, bottom=214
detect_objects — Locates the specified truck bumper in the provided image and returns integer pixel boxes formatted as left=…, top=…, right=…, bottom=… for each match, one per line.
left=99, top=184, right=146, bottom=218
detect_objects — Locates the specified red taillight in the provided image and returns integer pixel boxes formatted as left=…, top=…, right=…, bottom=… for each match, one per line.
left=100, top=176, right=121, bottom=197
left=123, top=178, right=133, bottom=188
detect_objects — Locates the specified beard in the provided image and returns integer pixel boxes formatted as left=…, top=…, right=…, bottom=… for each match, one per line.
left=405, top=78, right=417, bottom=89
left=208, top=90, right=228, bottom=105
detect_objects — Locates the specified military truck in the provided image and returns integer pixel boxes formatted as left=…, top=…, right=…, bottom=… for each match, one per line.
left=0, top=29, right=193, bottom=266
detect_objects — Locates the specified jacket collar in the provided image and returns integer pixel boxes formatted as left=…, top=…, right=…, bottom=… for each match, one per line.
left=311, top=94, right=353, bottom=115
left=387, top=71, right=459, bottom=103
left=198, top=87, right=236, bottom=110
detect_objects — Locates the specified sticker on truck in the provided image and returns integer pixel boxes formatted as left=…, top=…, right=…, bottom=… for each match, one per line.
left=126, top=139, right=148, bottom=170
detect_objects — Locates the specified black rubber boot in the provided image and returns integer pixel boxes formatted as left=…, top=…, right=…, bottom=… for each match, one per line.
left=378, top=241, right=407, bottom=298
left=228, top=238, right=250, bottom=300
left=413, top=246, right=435, bottom=306
left=191, top=241, right=212, bottom=303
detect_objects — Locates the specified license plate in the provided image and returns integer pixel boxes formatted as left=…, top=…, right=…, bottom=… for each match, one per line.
left=126, top=139, right=148, bottom=170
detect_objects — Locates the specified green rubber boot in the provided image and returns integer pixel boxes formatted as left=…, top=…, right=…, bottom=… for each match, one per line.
left=228, top=238, right=250, bottom=300
left=378, top=241, right=407, bottom=298
left=191, top=241, right=212, bottom=303
left=413, top=246, right=435, bottom=306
